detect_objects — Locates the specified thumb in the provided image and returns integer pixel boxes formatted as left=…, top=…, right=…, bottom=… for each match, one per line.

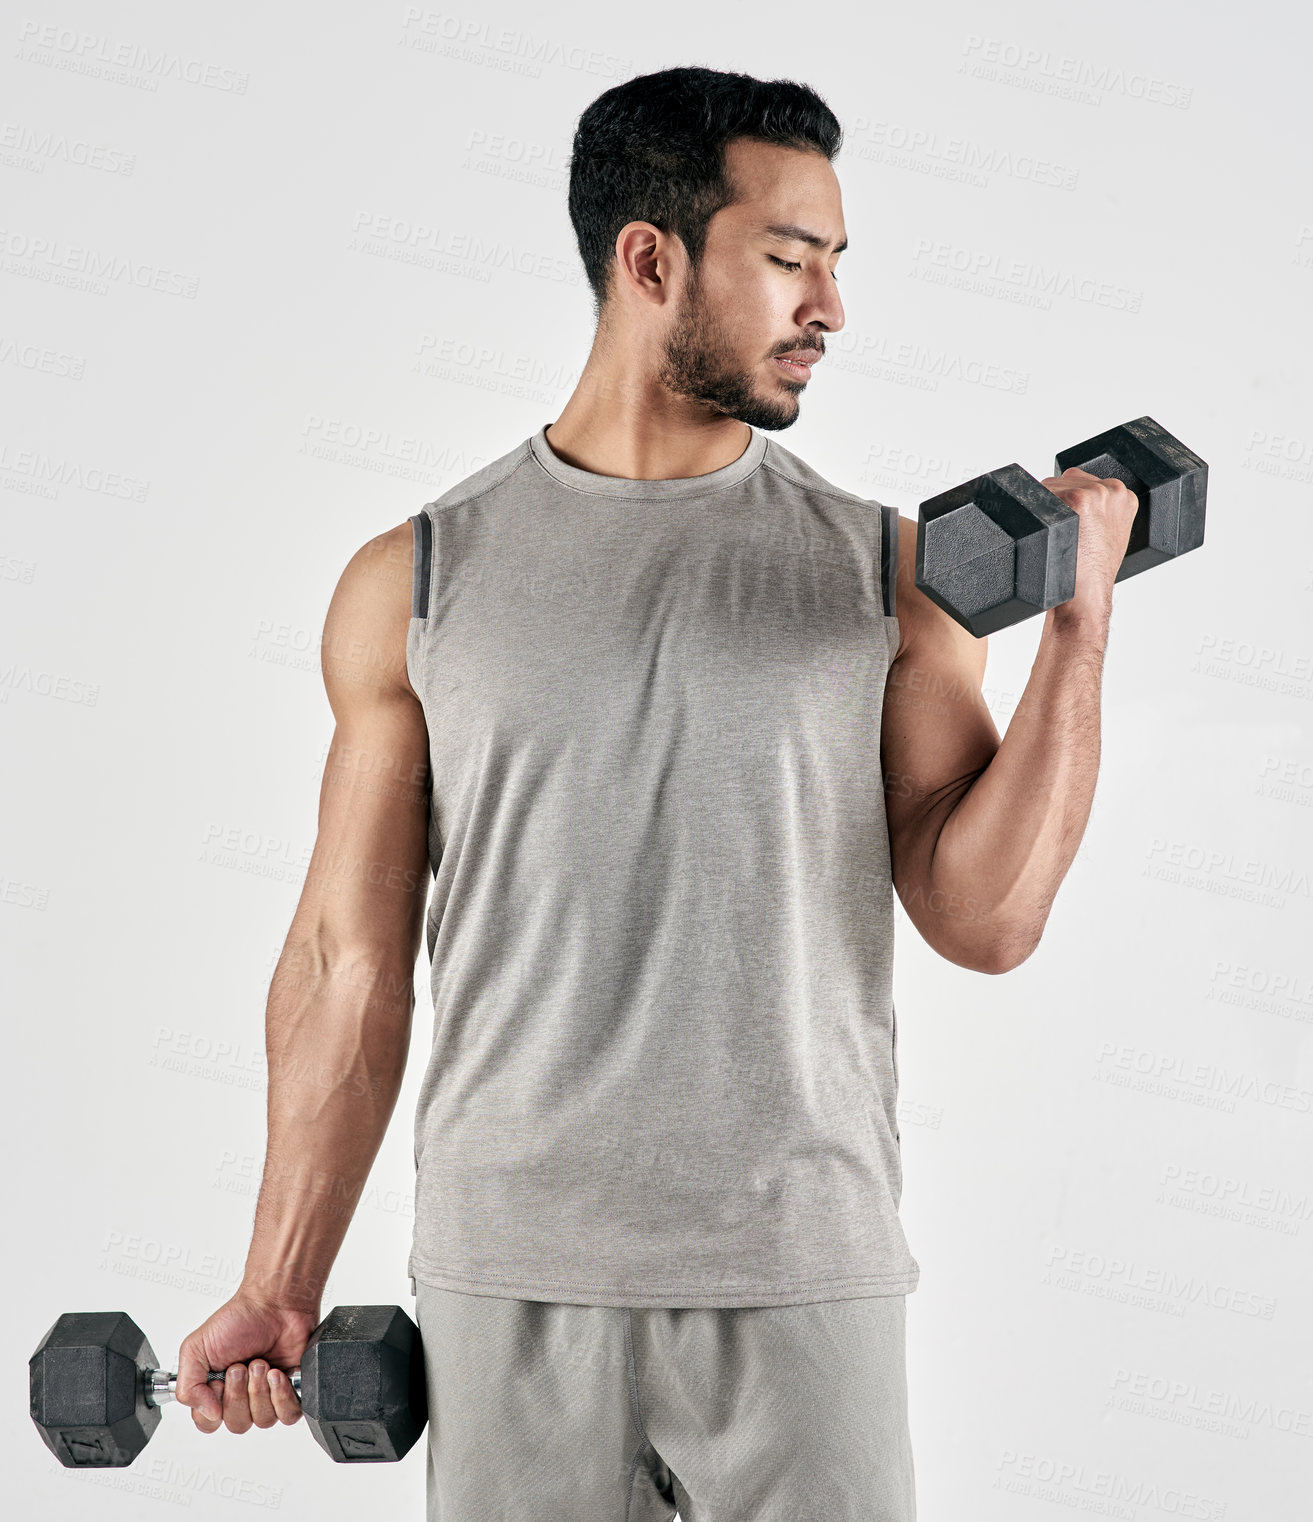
left=175, top=1333, right=222, bottom=1424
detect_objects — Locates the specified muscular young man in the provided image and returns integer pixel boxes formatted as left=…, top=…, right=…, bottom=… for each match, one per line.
left=176, top=65, right=1135, bottom=1522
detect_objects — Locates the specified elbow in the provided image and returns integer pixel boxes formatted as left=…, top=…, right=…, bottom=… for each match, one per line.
left=949, top=924, right=1041, bottom=976
left=968, top=939, right=1037, bottom=975
left=898, top=866, right=1043, bottom=974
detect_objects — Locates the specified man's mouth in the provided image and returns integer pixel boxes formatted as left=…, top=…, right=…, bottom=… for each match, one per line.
left=773, top=349, right=820, bottom=380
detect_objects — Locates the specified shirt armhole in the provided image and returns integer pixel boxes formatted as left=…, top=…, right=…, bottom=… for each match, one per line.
left=878, top=503, right=897, bottom=619
left=878, top=503, right=900, bottom=661
left=410, top=510, right=434, bottom=619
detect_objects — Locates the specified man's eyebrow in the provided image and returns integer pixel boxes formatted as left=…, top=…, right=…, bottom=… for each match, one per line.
left=763, top=222, right=848, bottom=255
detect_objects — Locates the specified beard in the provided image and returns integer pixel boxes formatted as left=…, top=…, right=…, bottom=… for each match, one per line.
left=655, top=267, right=804, bottom=432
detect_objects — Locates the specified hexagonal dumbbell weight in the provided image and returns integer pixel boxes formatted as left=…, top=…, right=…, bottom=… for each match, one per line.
left=914, top=416, right=1208, bottom=636
left=29, top=1304, right=428, bottom=1468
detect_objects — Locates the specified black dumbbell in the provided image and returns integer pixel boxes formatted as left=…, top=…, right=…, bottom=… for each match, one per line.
left=914, top=415, right=1208, bottom=637
left=29, top=1304, right=428, bottom=1468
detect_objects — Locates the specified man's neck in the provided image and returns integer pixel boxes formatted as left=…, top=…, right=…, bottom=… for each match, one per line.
left=544, top=402, right=752, bottom=483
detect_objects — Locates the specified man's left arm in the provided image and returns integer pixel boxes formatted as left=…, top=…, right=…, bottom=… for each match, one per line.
left=880, top=469, right=1138, bottom=974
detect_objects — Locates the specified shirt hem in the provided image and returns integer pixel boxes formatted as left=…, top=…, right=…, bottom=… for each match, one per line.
left=406, top=1255, right=920, bottom=1307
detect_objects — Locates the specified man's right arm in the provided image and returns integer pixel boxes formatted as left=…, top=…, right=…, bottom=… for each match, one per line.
left=176, top=518, right=432, bottom=1433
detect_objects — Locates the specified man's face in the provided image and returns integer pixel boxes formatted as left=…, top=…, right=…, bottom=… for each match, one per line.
left=655, top=137, right=846, bottom=432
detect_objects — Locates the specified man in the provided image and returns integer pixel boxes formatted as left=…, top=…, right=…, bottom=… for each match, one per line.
left=177, top=66, right=1135, bottom=1521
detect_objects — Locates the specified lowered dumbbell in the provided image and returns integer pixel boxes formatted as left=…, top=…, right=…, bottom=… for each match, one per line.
left=914, top=415, right=1208, bottom=637
left=29, top=1304, right=427, bottom=1468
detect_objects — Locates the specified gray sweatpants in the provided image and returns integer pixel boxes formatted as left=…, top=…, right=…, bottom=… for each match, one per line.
left=413, top=1281, right=916, bottom=1520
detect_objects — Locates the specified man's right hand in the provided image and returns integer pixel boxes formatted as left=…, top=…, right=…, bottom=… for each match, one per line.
left=175, top=1294, right=321, bottom=1435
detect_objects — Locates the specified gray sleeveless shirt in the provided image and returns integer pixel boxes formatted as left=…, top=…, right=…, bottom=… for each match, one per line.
left=404, top=422, right=918, bottom=1307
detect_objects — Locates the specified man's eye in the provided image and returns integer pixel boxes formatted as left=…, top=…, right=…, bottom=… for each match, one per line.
left=769, top=256, right=839, bottom=282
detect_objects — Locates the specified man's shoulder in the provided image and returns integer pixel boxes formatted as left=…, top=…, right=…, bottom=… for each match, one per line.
left=326, top=521, right=422, bottom=703
left=887, top=509, right=987, bottom=683
left=418, top=433, right=537, bottom=519
left=759, top=435, right=888, bottom=516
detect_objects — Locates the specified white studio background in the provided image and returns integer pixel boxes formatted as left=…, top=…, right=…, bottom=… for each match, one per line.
left=4, top=2, right=1311, bottom=1519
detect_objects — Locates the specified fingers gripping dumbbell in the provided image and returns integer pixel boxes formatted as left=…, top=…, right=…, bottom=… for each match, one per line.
left=914, top=415, right=1208, bottom=637
left=29, top=1305, right=428, bottom=1467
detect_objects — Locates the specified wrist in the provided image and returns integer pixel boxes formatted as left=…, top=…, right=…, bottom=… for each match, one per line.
left=1047, top=597, right=1110, bottom=640
left=239, top=1264, right=326, bottom=1313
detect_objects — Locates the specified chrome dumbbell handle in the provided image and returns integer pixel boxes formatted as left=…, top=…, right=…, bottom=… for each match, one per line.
left=145, top=1367, right=302, bottom=1405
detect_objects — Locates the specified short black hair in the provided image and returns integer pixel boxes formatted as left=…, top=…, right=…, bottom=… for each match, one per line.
left=567, top=66, right=843, bottom=324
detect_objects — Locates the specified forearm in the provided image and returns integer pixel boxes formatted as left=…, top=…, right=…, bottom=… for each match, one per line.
left=931, top=600, right=1111, bottom=966
left=239, top=940, right=413, bottom=1310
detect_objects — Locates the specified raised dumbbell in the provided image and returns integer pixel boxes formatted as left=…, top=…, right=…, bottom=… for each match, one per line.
left=914, top=415, right=1208, bottom=637
left=29, top=1304, right=428, bottom=1467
